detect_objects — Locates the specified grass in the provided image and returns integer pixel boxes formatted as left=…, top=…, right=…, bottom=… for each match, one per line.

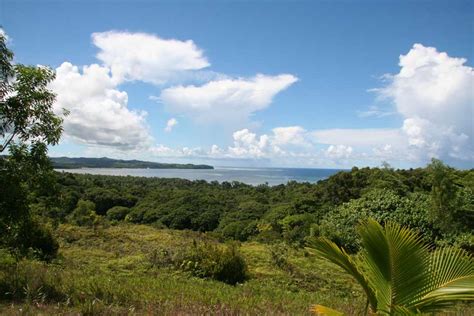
left=0, top=223, right=377, bottom=315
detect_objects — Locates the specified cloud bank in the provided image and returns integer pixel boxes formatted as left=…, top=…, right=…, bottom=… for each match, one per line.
left=50, top=30, right=298, bottom=157
left=49, top=33, right=472, bottom=168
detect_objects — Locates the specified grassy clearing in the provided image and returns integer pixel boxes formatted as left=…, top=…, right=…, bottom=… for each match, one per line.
left=1, top=223, right=368, bottom=315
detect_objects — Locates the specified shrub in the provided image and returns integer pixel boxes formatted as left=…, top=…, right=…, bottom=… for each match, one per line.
left=106, top=206, right=130, bottom=221
left=0, top=259, right=65, bottom=302
left=436, top=232, right=474, bottom=253
left=188, top=242, right=248, bottom=285
left=68, top=200, right=101, bottom=227
left=85, top=187, right=137, bottom=215
left=279, top=213, right=317, bottom=246
left=150, top=242, right=248, bottom=285
left=212, top=243, right=248, bottom=285
left=19, top=218, right=59, bottom=261
left=219, top=220, right=258, bottom=241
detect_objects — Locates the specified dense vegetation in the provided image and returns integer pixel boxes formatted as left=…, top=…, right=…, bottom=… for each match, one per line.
left=50, top=156, right=213, bottom=169
left=1, top=163, right=473, bottom=314
left=42, top=162, right=473, bottom=253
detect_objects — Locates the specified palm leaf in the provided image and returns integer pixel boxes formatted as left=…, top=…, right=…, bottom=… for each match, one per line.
left=308, top=237, right=377, bottom=311
left=391, top=305, right=418, bottom=315
left=310, top=304, right=344, bottom=316
left=357, top=219, right=431, bottom=313
left=310, top=219, right=474, bottom=315
left=413, top=247, right=474, bottom=313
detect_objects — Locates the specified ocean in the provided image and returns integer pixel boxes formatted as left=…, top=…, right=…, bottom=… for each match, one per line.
left=55, top=166, right=343, bottom=186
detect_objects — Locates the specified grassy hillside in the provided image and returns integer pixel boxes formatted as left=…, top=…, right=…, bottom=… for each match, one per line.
left=0, top=223, right=367, bottom=315
left=1, top=161, right=473, bottom=315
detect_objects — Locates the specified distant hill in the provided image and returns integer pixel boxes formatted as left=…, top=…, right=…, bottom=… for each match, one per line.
left=50, top=157, right=214, bottom=169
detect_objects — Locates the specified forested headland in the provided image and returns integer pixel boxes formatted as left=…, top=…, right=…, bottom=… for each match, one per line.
left=50, top=156, right=214, bottom=169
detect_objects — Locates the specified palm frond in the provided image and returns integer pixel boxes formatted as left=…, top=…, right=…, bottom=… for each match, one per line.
left=309, top=219, right=474, bottom=315
left=413, top=247, right=474, bottom=313
left=310, top=304, right=344, bottom=316
left=391, top=305, right=418, bottom=315
left=357, top=219, right=432, bottom=313
left=356, top=219, right=392, bottom=312
left=308, top=237, right=377, bottom=311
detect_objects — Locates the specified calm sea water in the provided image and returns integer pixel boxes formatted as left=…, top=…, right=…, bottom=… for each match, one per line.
left=55, top=167, right=343, bottom=186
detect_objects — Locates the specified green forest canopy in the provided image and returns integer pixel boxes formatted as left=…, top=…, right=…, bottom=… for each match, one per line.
left=35, top=161, right=473, bottom=254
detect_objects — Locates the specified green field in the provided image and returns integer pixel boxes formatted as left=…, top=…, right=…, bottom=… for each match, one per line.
left=0, top=223, right=367, bottom=315
left=1, top=162, right=473, bottom=315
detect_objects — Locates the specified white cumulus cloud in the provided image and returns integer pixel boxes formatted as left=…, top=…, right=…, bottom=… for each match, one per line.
left=307, top=44, right=473, bottom=165
left=164, top=118, right=178, bottom=132
left=223, top=126, right=311, bottom=159
left=378, top=43, right=473, bottom=161
left=92, top=31, right=210, bottom=85
left=50, top=62, right=153, bottom=150
left=325, top=145, right=353, bottom=159
left=228, top=129, right=271, bottom=158
left=271, top=126, right=309, bottom=147
left=159, top=74, right=298, bottom=125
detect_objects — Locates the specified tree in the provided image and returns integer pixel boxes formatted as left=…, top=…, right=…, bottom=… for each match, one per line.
left=68, top=200, right=100, bottom=227
left=0, top=31, right=64, bottom=259
left=106, top=206, right=131, bottom=221
left=309, top=219, right=474, bottom=315
left=1, top=64, right=63, bottom=152
left=318, top=189, right=434, bottom=253
left=0, top=31, right=13, bottom=101
left=1, top=30, right=64, bottom=150
left=427, top=159, right=462, bottom=232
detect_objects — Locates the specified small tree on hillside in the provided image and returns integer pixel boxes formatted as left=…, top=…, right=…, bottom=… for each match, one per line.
left=0, top=31, right=66, bottom=259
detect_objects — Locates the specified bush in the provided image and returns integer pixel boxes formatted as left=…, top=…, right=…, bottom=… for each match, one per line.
left=19, top=218, right=59, bottom=261
left=179, top=242, right=248, bottom=285
left=106, top=206, right=130, bottom=221
left=436, top=233, right=474, bottom=253
left=279, top=213, right=317, bottom=246
left=0, top=258, right=65, bottom=302
left=149, top=242, right=248, bottom=285
left=85, top=187, right=137, bottom=215
left=68, top=200, right=101, bottom=227
left=212, top=244, right=248, bottom=285
left=1, top=217, right=59, bottom=261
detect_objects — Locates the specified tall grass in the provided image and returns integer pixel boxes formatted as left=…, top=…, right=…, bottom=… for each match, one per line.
left=0, top=223, right=388, bottom=314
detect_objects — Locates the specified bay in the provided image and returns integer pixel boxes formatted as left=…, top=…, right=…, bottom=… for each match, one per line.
left=55, top=166, right=343, bottom=186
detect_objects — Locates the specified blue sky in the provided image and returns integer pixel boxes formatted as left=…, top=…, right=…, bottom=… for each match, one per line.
left=1, top=0, right=473, bottom=168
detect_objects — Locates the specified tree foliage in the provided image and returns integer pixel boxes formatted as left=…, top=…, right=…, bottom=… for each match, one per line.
left=47, top=162, right=474, bottom=250
left=0, top=32, right=63, bottom=259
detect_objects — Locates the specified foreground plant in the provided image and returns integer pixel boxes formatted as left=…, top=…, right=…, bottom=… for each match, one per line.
left=309, top=219, right=474, bottom=315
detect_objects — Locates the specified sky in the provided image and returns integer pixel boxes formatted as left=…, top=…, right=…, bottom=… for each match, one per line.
left=1, top=0, right=473, bottom=168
